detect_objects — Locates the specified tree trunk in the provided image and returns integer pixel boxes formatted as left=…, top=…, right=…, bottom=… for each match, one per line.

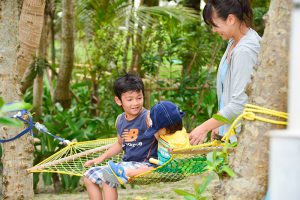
left=53, top=0, right=74, bottom=109
left=130, top=33, right=142, bottom=74
left=90, top=71, right=99, bottom=116
left=18, top=0, right=46, bottom=94
left=33, top=74, right=43, bottom=119
left=33, top=8, right=49, bottom=120
left=180, top=0, right=201, bottom=76
left=129, top=0, right=159, bottom=74
left=184, top=0, right=201, bottom=12
left=47, top=0, right=56, bottom=99
left=0, top=0, right=35, bottom=199
left=122, top=3, right=133, bottom=73
left=122, top=32, right=131, bottom=72
left=49, top=0, right=56, bottom=68
left=217, top=0, right=292, bottom=199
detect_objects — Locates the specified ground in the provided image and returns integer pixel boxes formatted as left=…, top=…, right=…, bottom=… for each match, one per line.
left=34, top=175, right=204, bottom=200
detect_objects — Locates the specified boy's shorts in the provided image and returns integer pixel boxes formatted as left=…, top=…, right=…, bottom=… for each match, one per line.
left=84, top=161, right=152, bottom=188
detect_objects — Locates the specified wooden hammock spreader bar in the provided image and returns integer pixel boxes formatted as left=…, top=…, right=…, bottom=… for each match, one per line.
left=27, top=143, right=114, bottom=172
left=170, top=146, right=234, bottom=154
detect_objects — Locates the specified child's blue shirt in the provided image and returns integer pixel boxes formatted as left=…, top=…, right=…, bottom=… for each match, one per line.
left=116, top=108, right=158, bottom=162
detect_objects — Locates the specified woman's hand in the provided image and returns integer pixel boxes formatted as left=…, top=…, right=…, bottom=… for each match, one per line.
left=189, top=117, right=224, bottom=145
left=211, top=128, right=219, bottom=141
left=189, top=125, right=209, bottom=145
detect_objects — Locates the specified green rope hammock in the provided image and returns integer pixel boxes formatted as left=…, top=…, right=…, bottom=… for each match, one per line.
left=27, top=137, right=228, bottom=184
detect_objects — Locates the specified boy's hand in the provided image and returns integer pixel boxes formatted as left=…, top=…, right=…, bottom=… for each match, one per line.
left=84, top=158, right=102, bottom=167
left=84, top=160, right=94, bottom=167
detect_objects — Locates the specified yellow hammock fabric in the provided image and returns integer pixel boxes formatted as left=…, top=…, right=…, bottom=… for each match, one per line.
left=27, top=104, right=287, bottom=184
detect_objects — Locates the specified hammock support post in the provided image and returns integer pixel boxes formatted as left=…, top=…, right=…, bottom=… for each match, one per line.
left=269, top=132, right=300, bottom=200
left=269, top=1, right=300, bottom=199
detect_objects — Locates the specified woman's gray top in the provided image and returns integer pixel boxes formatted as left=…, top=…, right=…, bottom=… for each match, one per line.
left=217, top=28, right=261, bottom=134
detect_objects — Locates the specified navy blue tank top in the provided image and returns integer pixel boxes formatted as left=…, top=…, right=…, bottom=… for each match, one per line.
left=116, top=108, right=158, bottom=162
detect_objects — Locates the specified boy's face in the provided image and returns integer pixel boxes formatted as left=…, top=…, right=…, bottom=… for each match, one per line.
left=115, top=90, right=144, bottom=120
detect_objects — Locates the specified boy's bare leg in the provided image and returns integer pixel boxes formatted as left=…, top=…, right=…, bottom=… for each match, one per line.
left=84, top=177, right=103, bottom=200
left=126, top=166, right=154, bottom=177
left=103, top=182, right=118, bottom=200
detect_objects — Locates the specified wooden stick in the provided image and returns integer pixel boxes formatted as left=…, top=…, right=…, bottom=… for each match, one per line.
left=171, top=147, right=234, bottom=154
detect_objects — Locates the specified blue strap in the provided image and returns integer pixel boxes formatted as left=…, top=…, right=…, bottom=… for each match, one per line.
left=35, top=122, right=69, bottom=145
left=0, top=110, right=34, bottom=143
left=0, top=110, right=69, bottom=145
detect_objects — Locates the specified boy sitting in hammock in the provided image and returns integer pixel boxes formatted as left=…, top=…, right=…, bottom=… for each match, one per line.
left=107, top=100, right=191, bottom=185
left=83, top=74, right=157, bottom=200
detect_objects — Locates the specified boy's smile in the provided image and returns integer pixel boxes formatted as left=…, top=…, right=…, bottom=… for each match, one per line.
left=115, top=90, right=144, bottom=120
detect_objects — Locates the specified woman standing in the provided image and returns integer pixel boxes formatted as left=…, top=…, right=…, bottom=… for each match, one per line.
left=189, top=0, right=261, bottom=145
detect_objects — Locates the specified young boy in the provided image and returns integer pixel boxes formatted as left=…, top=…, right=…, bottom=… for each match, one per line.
left=107, top=100, right=191, bottom=185
left=83, top=74, right=157, bottom=200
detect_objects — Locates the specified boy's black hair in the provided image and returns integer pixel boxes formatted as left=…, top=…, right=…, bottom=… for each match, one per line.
left=165, top=121, right=183, bottom=135
left=113, top=73, right=145, bottom=100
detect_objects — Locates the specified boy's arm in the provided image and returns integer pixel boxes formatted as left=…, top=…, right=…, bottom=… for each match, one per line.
left=84, top=136, right=123, bottom=167
left=146, top=110, right=151, bottom=128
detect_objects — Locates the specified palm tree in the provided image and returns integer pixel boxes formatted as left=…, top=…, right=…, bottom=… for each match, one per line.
left=19, top=0, right=46, bottom=94
left=53, top=0, right=75, bottom=109
left=1, top=0, right=45, bottom=198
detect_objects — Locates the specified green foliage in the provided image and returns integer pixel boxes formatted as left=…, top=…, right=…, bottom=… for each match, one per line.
left=253, top=7, right=269, bottom=35
left=150, top=69, right=218, bottom=132
left=0, top=98, right=32, bottom=127
left=205, top=151, right=236, bottom=178
left=0, top=98, right=32, bottom=114
left=174, top=172, right=215, bottom=200
left=174, top=150, right=236, bottom=199
left=0, top=117, right=23, bottom=127
left=212, top=114, right=233, bottom=124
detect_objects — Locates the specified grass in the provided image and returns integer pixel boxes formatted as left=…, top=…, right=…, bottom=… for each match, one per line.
left=34, top=175, right=203, bottom=200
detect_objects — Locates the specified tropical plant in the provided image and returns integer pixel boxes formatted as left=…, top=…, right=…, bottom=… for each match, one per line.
left=174, top=172, right=215, bottom=200
left=174, top=149, right=236, bottom=200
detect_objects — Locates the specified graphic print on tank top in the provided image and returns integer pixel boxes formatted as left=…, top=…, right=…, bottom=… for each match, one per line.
left=122, top=128, right=139, bottom=142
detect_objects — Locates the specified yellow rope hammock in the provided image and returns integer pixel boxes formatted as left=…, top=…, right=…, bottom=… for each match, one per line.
left=27, top=104, right=287, bottom=184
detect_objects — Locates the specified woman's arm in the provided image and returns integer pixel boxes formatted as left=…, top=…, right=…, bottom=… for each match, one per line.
left=189, top=117, right=224, bottom=145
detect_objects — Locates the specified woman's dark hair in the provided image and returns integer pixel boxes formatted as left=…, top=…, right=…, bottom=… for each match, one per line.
left=166, top=121, right=183, bottom=135
left=203, top=0, right=253, bottom=27
left=113, top=73, right=145, bottom=100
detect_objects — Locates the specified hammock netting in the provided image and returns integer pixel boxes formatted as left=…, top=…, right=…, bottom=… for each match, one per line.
left=27, top=137, right=232, bottom=184
left=26, top=104, right=287, bottom=185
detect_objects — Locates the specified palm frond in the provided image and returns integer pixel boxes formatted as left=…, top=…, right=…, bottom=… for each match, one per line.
left=77, top=0, right=200, bottom=36
left=137, top=6, right=199, bottom=24
left=117, top=5, right=199, bottom=36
